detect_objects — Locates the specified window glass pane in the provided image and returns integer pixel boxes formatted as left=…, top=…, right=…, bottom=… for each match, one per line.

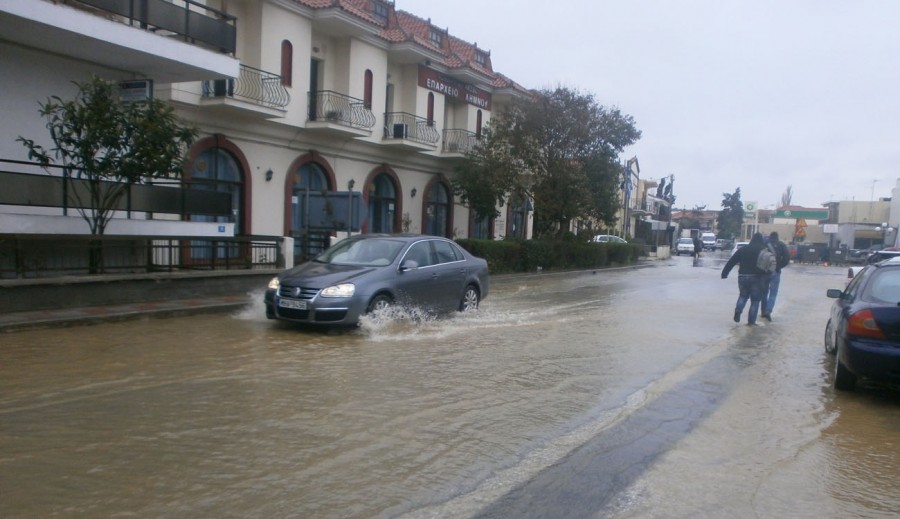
left=433, top=240, right=460, bottom=264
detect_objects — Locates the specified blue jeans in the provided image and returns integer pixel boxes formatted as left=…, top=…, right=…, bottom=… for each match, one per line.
left=765, top=271, right=781, bottom=316
left=736, top=274, right=766, bottom=324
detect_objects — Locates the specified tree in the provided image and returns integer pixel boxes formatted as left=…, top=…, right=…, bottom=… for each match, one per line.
left=453, top=87, right=641, bottom=238
left=18, top=76, right=197, bottom=272
left=719, top=188, right=744, bottom=239
left=779, top=185, right=793, bottom=208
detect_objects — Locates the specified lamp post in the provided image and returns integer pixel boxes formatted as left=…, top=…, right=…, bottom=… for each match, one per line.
left=876, top=222, right=894, bottom=249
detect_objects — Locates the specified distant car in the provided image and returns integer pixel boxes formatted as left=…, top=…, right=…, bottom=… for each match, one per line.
left=591, top=234, right=627, bottom=244
left=264, top=234, right=489, bottom=326
left=731, top=241, right=749, bottom=256
left=675, top=237, right=695, bottom=255
left=716, top=238, right=732, bottom=251
left=825, top=257, right=900, bottom=391
left=701, top=233, right=717, bottom=250
left=847, top=249, right=900, bottom=280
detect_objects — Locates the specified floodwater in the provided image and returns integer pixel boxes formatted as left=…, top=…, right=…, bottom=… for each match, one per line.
left=1, top=255, right=898, bottom=518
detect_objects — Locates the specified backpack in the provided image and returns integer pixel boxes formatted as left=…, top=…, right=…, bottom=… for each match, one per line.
left=757, top=245, right=777, bottom=273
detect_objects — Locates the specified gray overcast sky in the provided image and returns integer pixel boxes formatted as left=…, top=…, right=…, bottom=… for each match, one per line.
left=398, top=0, right=900, bottom=210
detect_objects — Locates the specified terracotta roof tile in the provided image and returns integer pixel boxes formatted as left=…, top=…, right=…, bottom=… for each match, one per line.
left=290, top=1, right=524, bottom=93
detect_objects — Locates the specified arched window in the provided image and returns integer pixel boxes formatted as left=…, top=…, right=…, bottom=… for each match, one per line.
left=476, top=110, right=483, bottom=139
left=425, top=182, right=451, bottom=237
left=368, top=174, right=397, bottom=233
left=189, top=147, right=244, bottom=260
left=470, top=211, right=493, bottom=239
left=507, top=197, right=528, bottom=239
left=281, top=40, right=293, bottom=87
left=364, top=69, right=373, bottom=109
left=427, top=92, right=435, bottom=126
left=190, top=148, right=243, bottom=233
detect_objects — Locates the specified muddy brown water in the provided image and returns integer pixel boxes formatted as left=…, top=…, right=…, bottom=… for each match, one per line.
left=2, top=257, right=898, bottom=518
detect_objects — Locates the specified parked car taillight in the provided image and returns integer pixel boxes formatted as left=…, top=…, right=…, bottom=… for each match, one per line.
left=847, top=309, right=886, bottom=339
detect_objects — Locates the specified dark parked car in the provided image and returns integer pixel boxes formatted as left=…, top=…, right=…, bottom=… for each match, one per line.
left=264, top=234, right=489, bottom=326
left=825, top=256, right=900, bottom=391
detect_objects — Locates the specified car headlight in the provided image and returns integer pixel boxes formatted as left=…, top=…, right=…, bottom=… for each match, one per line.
left=320, top=283, right=355, bottom=297
left=268, top=277, right=280, bottom=290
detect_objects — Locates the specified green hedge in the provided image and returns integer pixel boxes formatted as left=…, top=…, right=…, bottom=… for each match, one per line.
left=456, top=238, right=644, bottom=274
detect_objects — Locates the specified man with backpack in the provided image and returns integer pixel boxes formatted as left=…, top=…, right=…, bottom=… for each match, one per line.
left=761, top=231, right=790, bottom=321
left=721, top=233, right=770, bottom=325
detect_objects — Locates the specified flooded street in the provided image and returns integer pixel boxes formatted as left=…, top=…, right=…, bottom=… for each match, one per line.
left=2, top=256, right=898, bottom=518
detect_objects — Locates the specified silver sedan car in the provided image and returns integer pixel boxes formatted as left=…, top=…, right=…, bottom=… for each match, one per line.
left=264, top=234, right=490, bottom=326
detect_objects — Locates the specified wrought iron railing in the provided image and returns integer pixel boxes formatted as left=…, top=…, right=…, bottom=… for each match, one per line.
left=202, top=65, right=290, bottom=110
left=74, top=0, right=236, bottom=54
left=442, top=129, right=478, bottom=154
left=0, top=235, right=284, bottom=279
left=383, top=112, right=441, bottom=146
left=307, top=91, right=377, bottom=129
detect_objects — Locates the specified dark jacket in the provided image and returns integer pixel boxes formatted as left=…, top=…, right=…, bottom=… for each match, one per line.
left=770, top=240, right=790, bottom=272
left=721, top=239, right=767, bottom=278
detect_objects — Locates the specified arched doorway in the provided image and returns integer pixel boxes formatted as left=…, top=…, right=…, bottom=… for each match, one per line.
left=289, top=159, right=333, bottom=261
left=367, top=173, right=399, bottom=234
left=424, top=181, right=452, bottom=237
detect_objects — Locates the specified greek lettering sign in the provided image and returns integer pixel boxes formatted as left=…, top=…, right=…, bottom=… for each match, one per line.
left=419, top=66, right=492, bottom=110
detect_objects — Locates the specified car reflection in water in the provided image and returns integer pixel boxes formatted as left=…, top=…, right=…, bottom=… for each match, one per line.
left=264, top=234, right=489, bottom=327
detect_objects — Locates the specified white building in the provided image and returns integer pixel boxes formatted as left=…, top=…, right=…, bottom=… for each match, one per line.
left=1, top=0, right=532, bottom=270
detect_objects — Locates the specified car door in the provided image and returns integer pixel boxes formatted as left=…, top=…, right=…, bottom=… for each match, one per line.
left=394, top=240, right=440, bottom=310
left=429, top=239, right=467, bottom=311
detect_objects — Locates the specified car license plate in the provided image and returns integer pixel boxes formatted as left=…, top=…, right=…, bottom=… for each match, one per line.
left=278, top=298, right=307, bottom=310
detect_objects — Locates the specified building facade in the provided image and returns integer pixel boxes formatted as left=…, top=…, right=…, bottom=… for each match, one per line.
left=1, top=0, right=532, bottom=270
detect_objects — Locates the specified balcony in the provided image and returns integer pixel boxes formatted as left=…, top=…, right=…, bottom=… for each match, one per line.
left=0, top=0, right=238, bottom=83
left=74, top=0, right=236, bottom=54
left=441, top=129, right=478, bottom=155
left=306, top=91, right=376, bottom=136
left=201, top=65, right=290, bottom=117
left=383, top=113, right=441, bottom=151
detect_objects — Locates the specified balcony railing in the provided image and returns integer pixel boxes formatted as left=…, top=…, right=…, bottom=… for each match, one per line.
left=307, top=91, right=376, bottom=129
left=442, top=129, right=478, bottom=154
left=202, top=65, right=290, bottom=110
left=383, top=113, right=441, bottom=146
left=75, top=0, right=237, bottom=54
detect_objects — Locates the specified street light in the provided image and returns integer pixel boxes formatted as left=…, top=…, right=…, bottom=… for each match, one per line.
left=876, top=222, right=894, bottom=249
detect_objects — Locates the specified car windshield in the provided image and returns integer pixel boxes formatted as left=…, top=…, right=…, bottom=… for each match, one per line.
left=316, top=238, right=405, bottom=266
left=679, top=238, right=692, bottom=244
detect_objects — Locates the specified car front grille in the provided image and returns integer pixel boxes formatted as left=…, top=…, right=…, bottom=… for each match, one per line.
left=278, top=285, right=319, bottom=300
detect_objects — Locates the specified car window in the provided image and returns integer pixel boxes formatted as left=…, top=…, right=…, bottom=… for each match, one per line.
left=432, top=240, right=461, bottom=264
left=845, top=264, right=874, bottom=300
left=319, top=238, right=403, bottom=266
left=863, top=268, right=900, bottom=304
left=405, top=241, right=434, bottom=267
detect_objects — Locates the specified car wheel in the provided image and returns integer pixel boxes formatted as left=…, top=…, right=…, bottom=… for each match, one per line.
left=366, top=294, right=392, bottom=314
left=824, top=319, right=837, bottom=356
left=833, top=355, right=857, bottom=391
left=459, top=285, right=480, bottom=312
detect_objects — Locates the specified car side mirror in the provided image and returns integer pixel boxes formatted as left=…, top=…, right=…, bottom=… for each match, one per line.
left=826, top=289, right=843, bottom=299
left=400, top=259, right=419, bottom=271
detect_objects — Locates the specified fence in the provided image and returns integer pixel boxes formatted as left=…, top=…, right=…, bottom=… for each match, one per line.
left=0, top=235, right=284, bottom=279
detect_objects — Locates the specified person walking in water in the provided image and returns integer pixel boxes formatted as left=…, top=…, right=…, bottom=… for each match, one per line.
left=721, top=232, right=768, bottom=325
left=762, top=231, right=790, bottom=321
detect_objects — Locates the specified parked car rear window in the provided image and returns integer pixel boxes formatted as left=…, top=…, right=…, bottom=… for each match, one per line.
left=863, top=268, right=900, bottom=304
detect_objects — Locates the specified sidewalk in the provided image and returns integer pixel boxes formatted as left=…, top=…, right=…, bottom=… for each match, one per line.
left=0, top=295, right=250, bottom=332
